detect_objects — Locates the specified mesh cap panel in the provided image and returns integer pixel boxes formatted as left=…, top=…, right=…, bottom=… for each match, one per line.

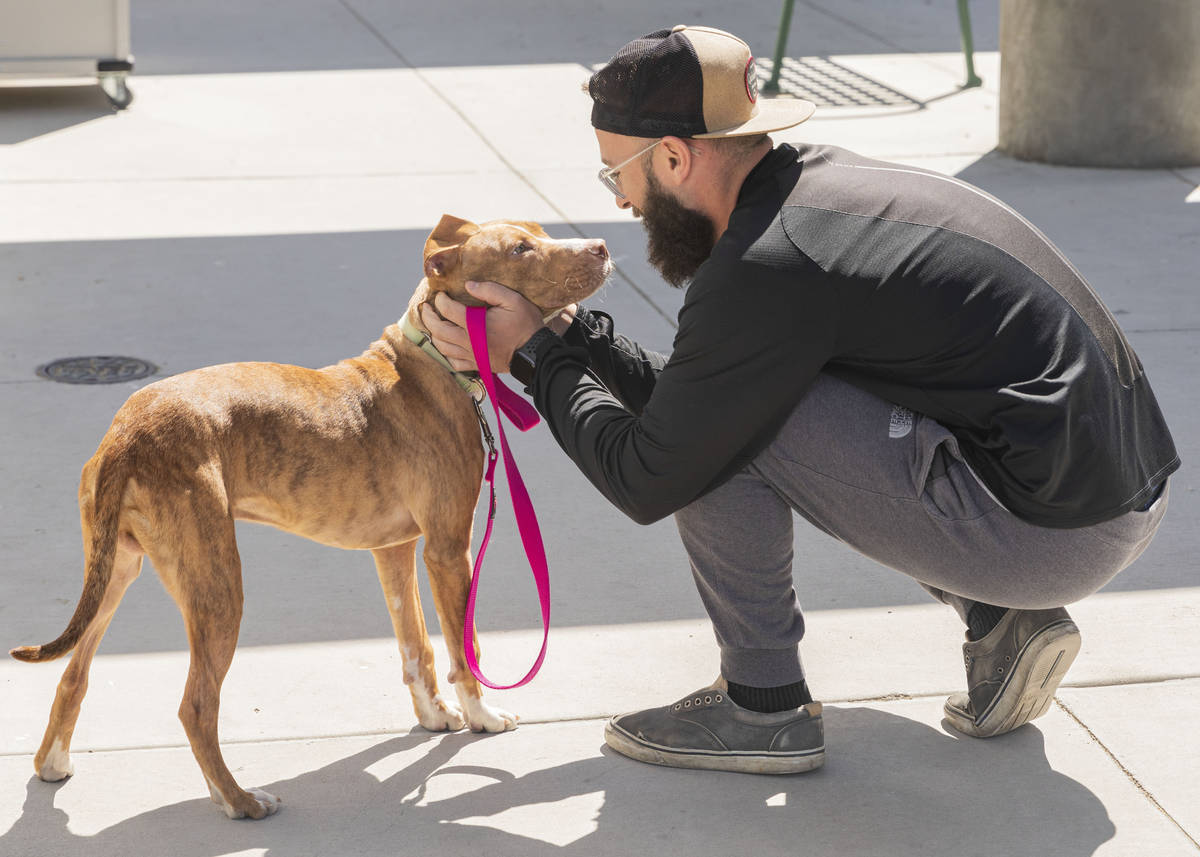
left=589, top=26, right=815, bottom=139
left=589, top=29, right=708, bottom=138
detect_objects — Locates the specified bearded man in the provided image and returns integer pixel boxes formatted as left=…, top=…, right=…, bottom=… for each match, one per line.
left=422, top=25, right=1177, bottom=773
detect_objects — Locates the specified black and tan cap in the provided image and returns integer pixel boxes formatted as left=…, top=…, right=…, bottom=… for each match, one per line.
left=589, top=25, right=815, bottom=139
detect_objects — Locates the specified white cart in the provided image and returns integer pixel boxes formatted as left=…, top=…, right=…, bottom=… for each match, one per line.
left=0, top=0, right=134, bottom=109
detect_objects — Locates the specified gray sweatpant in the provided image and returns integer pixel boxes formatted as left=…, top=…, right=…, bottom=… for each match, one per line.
left=675, top=373, right=1170, bottom=687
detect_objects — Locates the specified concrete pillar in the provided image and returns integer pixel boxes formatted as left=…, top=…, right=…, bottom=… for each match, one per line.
left=998, top=0, right=1200, bottom=167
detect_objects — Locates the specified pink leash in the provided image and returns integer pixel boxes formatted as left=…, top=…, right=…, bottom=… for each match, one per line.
left=462, top=305, right=550, bottom=689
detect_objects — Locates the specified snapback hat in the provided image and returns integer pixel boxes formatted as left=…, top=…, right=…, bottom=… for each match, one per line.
left=588, top=25, right=816, bottom=139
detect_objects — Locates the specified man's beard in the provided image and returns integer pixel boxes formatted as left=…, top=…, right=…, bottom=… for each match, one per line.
left=640, top=169, right=717, bottom=288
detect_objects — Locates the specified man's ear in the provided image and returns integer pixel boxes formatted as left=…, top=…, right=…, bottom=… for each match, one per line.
left=423, top=214, right=479, bottom=278
left=658, top=136, right=694, bottom=185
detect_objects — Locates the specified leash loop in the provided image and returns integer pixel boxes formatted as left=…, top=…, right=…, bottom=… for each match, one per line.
left=462, top=308, right=551, bottom=690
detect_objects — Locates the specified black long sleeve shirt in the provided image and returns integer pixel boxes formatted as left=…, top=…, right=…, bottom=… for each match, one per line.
left=527, top=143, right=1179, bottom=528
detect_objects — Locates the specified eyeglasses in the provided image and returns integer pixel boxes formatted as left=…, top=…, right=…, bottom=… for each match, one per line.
left=597, top=139, right=662, bottom=198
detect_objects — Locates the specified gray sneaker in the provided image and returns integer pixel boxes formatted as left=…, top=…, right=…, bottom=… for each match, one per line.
left=944, top=607, right=1081, bottom=738
left=604, top=685, right=825, bottom=774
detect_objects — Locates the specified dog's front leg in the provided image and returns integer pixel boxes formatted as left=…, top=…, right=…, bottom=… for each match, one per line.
left=372, top=542, right=467, bottom=731
left=421, top=538, right=518, bottom=733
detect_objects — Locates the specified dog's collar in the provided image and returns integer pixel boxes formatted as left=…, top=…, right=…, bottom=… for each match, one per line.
left=400, top=314, right=486, bottom=402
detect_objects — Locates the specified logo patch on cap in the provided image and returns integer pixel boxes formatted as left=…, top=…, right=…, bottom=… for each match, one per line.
left=744, top=56, right=759, bottom=104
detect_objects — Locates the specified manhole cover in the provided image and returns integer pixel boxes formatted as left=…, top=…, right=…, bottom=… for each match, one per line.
left=36, top=356, right=158, bottom=385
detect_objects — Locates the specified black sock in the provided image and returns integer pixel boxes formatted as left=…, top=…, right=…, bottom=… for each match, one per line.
left=967, top=602, right=1009, bottom=641
left=726, top=680, right=813, bottom=713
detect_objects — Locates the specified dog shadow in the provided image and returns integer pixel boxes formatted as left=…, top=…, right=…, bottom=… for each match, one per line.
left=1, top=706, right=1116, bottom=857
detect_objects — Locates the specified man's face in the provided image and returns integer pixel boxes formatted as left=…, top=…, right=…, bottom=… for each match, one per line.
left=595, top=130, right=716, bottom=288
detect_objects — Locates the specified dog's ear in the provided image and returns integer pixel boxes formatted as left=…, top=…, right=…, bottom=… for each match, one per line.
left=423, top=245, right=460, bottom=279
left=423, top=215, right=479, bottom=281
left=424, top=215, right=478, bottom=256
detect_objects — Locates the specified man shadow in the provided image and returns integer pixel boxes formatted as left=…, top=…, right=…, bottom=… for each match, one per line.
left=1, top=705, right=1116, bottom=857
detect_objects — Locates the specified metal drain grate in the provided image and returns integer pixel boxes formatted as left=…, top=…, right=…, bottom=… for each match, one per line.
left=36, top=356, right=158, bottom=385
left=759, top=56, right=920, bottom=109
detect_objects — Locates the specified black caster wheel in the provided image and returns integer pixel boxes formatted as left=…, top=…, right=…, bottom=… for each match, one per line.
left=100, top=73, right=133, bottom=110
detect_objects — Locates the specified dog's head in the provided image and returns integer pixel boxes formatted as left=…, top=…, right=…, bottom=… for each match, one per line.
left=422, top=215, right=612, bottom=315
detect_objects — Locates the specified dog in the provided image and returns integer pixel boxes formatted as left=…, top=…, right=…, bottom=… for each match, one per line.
left=11, top=214, right=611, bottom=819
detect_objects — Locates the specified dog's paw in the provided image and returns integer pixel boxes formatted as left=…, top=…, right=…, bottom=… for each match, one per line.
left=37, top=760, right=74, bottom=782
left=243, top=788, right=282, bottom=820
left=466, top=700, right=519, bottom=734
left=37, top=739, right=74, bottom=782
left=211, top=784, right=281, bottom=820
left=415, top=694, right=467, bottom=732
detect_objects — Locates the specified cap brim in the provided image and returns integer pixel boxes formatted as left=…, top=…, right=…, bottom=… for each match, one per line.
left=693, top=98, right=816, bottom=138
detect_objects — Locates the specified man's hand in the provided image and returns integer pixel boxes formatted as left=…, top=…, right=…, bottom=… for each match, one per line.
left=420, top=281, right=549, bottom=374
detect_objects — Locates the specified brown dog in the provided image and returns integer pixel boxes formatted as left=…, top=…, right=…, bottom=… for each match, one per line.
left=11, top=214, right=611, bottom=819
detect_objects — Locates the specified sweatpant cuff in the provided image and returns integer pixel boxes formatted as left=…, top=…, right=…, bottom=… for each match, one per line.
left=720, top=646, right=805, bottom=687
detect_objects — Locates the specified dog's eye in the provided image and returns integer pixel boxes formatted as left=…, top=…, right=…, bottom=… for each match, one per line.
left=512, top=242, right=533, bottom=256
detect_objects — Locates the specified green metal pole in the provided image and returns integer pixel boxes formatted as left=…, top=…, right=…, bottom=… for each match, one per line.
left=764, top=0, right=796, bottom=93
left=957, top=0, right=983, bottom=88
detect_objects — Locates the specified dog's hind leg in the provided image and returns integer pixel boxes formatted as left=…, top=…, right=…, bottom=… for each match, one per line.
left=32, top=542, right=142, bottom=782
left=422, top=531, right=518, bottom=733
left=153, top=505, right=279, bottom=820
left=372, top=541, right=466, bottom=732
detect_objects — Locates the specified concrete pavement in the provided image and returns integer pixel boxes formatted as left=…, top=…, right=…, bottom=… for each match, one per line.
left=2, top=1, right=1197, bottom=854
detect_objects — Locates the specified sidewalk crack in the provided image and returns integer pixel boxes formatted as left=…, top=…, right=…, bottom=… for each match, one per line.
left=1168, top=169, right=1198, bottom=189
left=1055, top=697, right=1200, bottom=851
left=335, top=0, right=677, bottom=330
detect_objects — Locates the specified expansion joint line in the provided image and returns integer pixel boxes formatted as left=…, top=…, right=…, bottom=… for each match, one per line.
left=336, top=0, right=677, bottom=329
left=1054, top=697, right=1200, bottom=851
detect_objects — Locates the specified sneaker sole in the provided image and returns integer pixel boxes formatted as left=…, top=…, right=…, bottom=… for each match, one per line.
left=945, top=619, right=1081, bottom=738
left=604, top=720, right=826, bottom=775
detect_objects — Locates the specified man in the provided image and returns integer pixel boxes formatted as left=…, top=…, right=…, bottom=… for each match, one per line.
left=422, top=25, right=1177, bottom=773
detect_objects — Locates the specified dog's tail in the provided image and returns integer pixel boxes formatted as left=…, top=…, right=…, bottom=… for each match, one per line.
left=10, top=453, right=130, bottom=663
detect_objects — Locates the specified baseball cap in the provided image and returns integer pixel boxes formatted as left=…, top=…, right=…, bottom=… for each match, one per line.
left=588, top=25, right=816, bottom=139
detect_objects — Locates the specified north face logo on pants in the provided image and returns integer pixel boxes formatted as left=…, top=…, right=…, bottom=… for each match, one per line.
left=889, top=405, right=914, bottom=439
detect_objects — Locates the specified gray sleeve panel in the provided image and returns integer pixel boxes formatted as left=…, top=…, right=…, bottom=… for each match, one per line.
left=789, top=146, right=1143, bottom=386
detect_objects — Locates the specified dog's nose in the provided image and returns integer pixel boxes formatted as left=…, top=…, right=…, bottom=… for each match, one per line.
left=587, top=240, right=609, bottom=259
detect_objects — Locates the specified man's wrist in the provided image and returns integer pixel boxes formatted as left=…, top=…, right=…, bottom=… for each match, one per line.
left=509, top=326, right=559, bottom=386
